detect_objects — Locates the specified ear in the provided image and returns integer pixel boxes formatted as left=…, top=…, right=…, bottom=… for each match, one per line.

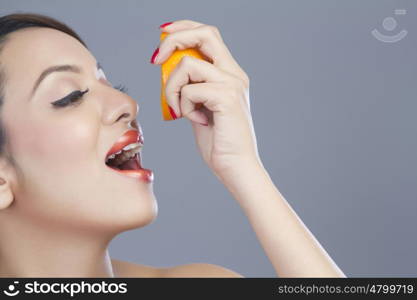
left=0, top=177, right=14, bottom=209
left=0, top=158, right=16, bottom=210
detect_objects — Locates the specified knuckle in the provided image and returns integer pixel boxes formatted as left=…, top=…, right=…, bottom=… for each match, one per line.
left=225, top=84, right=240, bottom=102
left=225, top=80, right=247, bottom=106
left=180, top=55, right=194, bottom=66
left=209, top=25, right=220, bottom=35
left=233, top=73, right=249, bottom=90
left=241, top=73, right=250, bottom=88
left=202, top=24, right=221, bottom=39
left=232, top=76, right=246, bottom=91
left=180, top=84, right=192, bottom=97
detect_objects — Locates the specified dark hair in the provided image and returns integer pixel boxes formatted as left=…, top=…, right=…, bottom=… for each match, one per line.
left=0, top=12, right=87, bottom=161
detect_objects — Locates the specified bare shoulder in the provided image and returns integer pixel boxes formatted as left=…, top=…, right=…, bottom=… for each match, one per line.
left=111, top=258, right=163, bottom=278
left=159, top=263, right=244, bottom=278
left=111, top=258, right=244, bottom=278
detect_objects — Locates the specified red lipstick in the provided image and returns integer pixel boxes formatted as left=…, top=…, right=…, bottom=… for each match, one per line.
left=105, top=129, right=153, bottom=183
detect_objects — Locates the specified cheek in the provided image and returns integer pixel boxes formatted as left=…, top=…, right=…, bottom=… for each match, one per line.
left=11, top=114, right=98, bottom=173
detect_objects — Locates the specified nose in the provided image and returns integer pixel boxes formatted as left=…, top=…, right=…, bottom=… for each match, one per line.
left=102, top=91, right=139, bottom=126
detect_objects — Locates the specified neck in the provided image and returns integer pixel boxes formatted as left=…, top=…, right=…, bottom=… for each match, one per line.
left=0, top=211, right=116, bottom=277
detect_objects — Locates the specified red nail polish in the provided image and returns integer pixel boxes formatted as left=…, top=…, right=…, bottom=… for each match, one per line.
left=159, top=22, right=173, bottom=29
left=168, top=105, right=177, bottom=119
left=150, top=47, right=159, bottom=64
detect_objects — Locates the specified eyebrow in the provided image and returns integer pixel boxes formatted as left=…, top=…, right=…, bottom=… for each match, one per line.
left=30, top=62, right=101, bottom=98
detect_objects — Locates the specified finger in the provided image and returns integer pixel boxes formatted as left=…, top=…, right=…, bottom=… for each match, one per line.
left=154, top=25, right=242, bottom=77
left=179, top=82, right=222, bottom=125
left=159, top=19, right=204, bottom=32
left=189, top=107, right=213, bottom=155
left=180, top=80, right=244, bottom=127
left=165, top=56, right=237, bottom=118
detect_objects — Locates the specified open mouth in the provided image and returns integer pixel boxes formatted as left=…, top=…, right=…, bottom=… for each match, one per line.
left=105, top=144, right=143, bottom=171
left=104, top=129, right=153, bottom=182
left=105, top=151, right=153, bottom=183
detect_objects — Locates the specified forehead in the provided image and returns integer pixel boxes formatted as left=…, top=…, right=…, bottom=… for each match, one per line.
left=1, top=27, right=95, bottom=89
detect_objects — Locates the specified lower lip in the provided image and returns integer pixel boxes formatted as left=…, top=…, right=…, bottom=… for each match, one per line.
left=106, top=153, right=154, bottom=183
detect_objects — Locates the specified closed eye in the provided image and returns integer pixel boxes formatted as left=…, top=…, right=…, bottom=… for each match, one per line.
left=50, top=84, right=129, bottom=108
left=51, top=88, right=89, bottom=108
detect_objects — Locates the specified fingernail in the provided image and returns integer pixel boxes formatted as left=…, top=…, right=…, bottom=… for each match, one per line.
left=201, top=122, right=209, bottom=126
left=168, top=105, right=177, bottom=119
left=150, top=47, right=159, bottom=64
left=159, top=22, right=173, bottom=29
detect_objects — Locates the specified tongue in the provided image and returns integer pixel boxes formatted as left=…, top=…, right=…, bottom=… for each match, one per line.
left=119, top=155, right=141, bottom=170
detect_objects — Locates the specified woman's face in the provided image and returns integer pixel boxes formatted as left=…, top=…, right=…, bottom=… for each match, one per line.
left=0, top=27, right=157, bottom=235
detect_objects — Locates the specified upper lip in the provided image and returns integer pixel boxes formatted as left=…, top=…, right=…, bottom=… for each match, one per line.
left=105, top=129, right=144, bottom=162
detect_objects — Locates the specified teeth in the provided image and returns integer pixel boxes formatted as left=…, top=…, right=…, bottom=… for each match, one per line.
left=122, top=142, right=142, bottom=151
left=106, top=145, right=141, bottom=165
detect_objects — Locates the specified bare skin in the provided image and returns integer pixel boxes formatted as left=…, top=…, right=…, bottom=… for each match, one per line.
left=0, top=17, right=345, bottom=277
left=111, top=259, right=162, bottom=278
left=152, top=20, right=346, bottom=277
left=111, top=259, right=243, bottom=278
left=0, top=22, right=242, bottom=278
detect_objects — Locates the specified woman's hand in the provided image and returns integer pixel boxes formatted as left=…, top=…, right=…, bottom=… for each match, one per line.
left=151, top=20, right=263, bottom=184
left=150, top=21, right=346, bottom=278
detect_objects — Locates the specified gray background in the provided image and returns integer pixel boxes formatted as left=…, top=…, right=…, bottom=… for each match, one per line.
left=1, top=0, right=416, bottom=277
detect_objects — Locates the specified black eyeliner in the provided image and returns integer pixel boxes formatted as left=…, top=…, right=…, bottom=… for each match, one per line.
left=51, top=88, right=89, bottom=108
left=51, top=83, right=129, bottom=109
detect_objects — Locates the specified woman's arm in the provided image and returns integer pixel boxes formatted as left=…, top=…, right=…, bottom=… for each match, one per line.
left=154, top=19, right=345, bottom=278
left=221, top=158, right=346, bottom=278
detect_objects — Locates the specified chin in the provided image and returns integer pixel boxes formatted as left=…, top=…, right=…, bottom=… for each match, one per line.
left=106, top=190, right=159, bottom=234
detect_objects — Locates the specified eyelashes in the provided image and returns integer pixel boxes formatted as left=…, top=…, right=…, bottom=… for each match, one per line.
left=51, top=84, right=129, bottom=108
left=51, top=88, right=90, bottom=108
left=113, top=84, right=128, bottom=94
